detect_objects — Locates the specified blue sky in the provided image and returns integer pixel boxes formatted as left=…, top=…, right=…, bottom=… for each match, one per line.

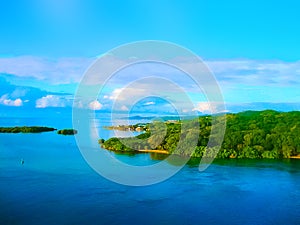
left=0, top=0, right=299, bottom=114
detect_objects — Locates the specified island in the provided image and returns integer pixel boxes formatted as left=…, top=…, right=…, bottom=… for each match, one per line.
left=57, top=129, right=78, bottom=135
left=100, top=110, right=300, bottom=159
left=0, top=126, right=78, bottom=136
left=0, top=126, right=56, bottom=133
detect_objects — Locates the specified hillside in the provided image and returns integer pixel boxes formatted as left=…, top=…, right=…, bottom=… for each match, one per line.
left=100, top=110, right=300, bottom=159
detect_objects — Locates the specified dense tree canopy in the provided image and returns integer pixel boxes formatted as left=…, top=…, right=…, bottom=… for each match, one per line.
left=57, top=129, right=78, bottom=135
left=100, top=110, right=300, bottom=159
left=0, top=126, right=56, bottom=133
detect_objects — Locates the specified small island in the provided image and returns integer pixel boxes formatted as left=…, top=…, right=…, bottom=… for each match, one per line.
left=0, top=126, right=78, bottom=136
left=0, top=126, right=56, bottom=133
left=57, top=129, right=78, bottom=135
left=100, top=110, right=300, bottom=159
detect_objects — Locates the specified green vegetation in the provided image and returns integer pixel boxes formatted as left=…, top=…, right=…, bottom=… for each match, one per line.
left=0, top=126, right=56, bottom=133
left=57, top=129, right=78, bottom=135
left=100, top=110, right=300, bottom=159
left=98, top=138, right=105, bottom=144
left=104, top=123, right=148, bottom=132
left=0, top=126, right=79, bottom=136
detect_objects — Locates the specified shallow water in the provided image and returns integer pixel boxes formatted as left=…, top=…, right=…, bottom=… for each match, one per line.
left=0, top=115, right=300, bottom=225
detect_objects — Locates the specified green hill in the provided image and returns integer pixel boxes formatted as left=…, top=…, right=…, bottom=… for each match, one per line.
left=100, top=110, right=300, bottom=159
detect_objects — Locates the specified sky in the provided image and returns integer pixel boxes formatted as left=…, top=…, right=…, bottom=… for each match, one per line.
left=0, top=0, right=300, bottom=114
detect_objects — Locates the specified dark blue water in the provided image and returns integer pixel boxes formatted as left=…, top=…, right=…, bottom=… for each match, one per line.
left=0, top=115, right=300, bottom=225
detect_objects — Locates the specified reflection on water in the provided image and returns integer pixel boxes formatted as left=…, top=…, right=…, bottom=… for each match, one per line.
left=150, top=152, right=169, bottom=161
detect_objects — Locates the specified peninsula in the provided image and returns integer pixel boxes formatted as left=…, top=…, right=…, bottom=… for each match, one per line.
left=100, top=110, right=300, bottom=159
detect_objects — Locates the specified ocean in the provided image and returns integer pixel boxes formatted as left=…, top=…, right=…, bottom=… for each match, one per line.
left=0, top=112, right=300, bottom=225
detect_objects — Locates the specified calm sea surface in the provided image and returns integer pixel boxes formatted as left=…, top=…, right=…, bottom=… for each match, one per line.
left=0, top=114, right=300, bottom=225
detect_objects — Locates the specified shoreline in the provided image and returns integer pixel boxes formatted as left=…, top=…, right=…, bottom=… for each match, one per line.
left=289, top=155, right=300, bottom=159
left=102, top=146, right=170, bottom=155
left=136, top=149, right=169, bottom=154
left=103, top=146, right=300, bottom=160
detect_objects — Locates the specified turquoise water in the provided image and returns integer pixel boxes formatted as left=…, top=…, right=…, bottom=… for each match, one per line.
left=1, top=115, right=300, bottom=225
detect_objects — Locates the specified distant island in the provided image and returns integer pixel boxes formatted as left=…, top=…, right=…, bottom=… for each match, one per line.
left=0, top=126, right=78, bottom=135
left=57, top=129, right=78, bottom=135
left=0, top=126, right=56, bottom=133
left=100, top=110, right=300, bottom=159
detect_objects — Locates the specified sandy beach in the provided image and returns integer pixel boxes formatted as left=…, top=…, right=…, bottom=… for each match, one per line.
left=137, top=149, right=170, bottom=154
left=289, top=155, right=300, bottom=159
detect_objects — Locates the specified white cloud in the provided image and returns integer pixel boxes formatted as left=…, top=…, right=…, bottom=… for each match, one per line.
left=192, top=102, right=228, bottom=114
left=103, top=87, right=148, bottom=102
left=96, top=58, right=300, bottom=111
left=206, top=59, right=300, bottom=86
left=103, top=81, right=205, bottom=114
left=88, top=100, right=102, bottom=110
left=36, top=95, right=69, bottom=108
left=1, top=55, right=300, bottom=107
left=0, top=94, right=23, bottom=107
left=108, top=88, right=124, bottom=100
left=0, top=56, right=93, bottom=84
left=193, top=102, right=213, bottom=114
left=120, top=105, right=129, bottom=111
left=144, top=101, right=155, bottom=106
left=13, top=98, right=23, bottom=106
left=1, top=55, right=299, bottom=89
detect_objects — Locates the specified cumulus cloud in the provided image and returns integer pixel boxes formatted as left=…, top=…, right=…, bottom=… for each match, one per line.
left=0, top=94, right=23, bottom=107
left=73, top=98, right=105, bottom=110
left=193, top=102, right=214, bottom=114
left=88, top=100, right=102, bottom=110
left=36, top=95, right=70, bottom=108
left=193, top=102, right=227, bottom=114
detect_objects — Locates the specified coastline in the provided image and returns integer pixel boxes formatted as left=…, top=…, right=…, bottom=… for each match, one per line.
left=102, top=146, right=300, bottom=160
left=289, top=155, right=300, bottom=159
left=136, top=149, right=169, bottom=154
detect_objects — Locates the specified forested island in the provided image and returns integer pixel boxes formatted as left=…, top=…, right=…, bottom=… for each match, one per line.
left=0, top=126, right=56, bottom=133
left=100, top=110, right=300, bottom=159
left=0, top=126, right=78, bottom=135
left=57, top=129, right=78, bottom=135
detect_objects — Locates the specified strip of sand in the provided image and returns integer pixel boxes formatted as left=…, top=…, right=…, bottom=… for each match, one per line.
left=137, top=149, right=169, bottom=154
left=289, top=155, right=300, bottom=159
